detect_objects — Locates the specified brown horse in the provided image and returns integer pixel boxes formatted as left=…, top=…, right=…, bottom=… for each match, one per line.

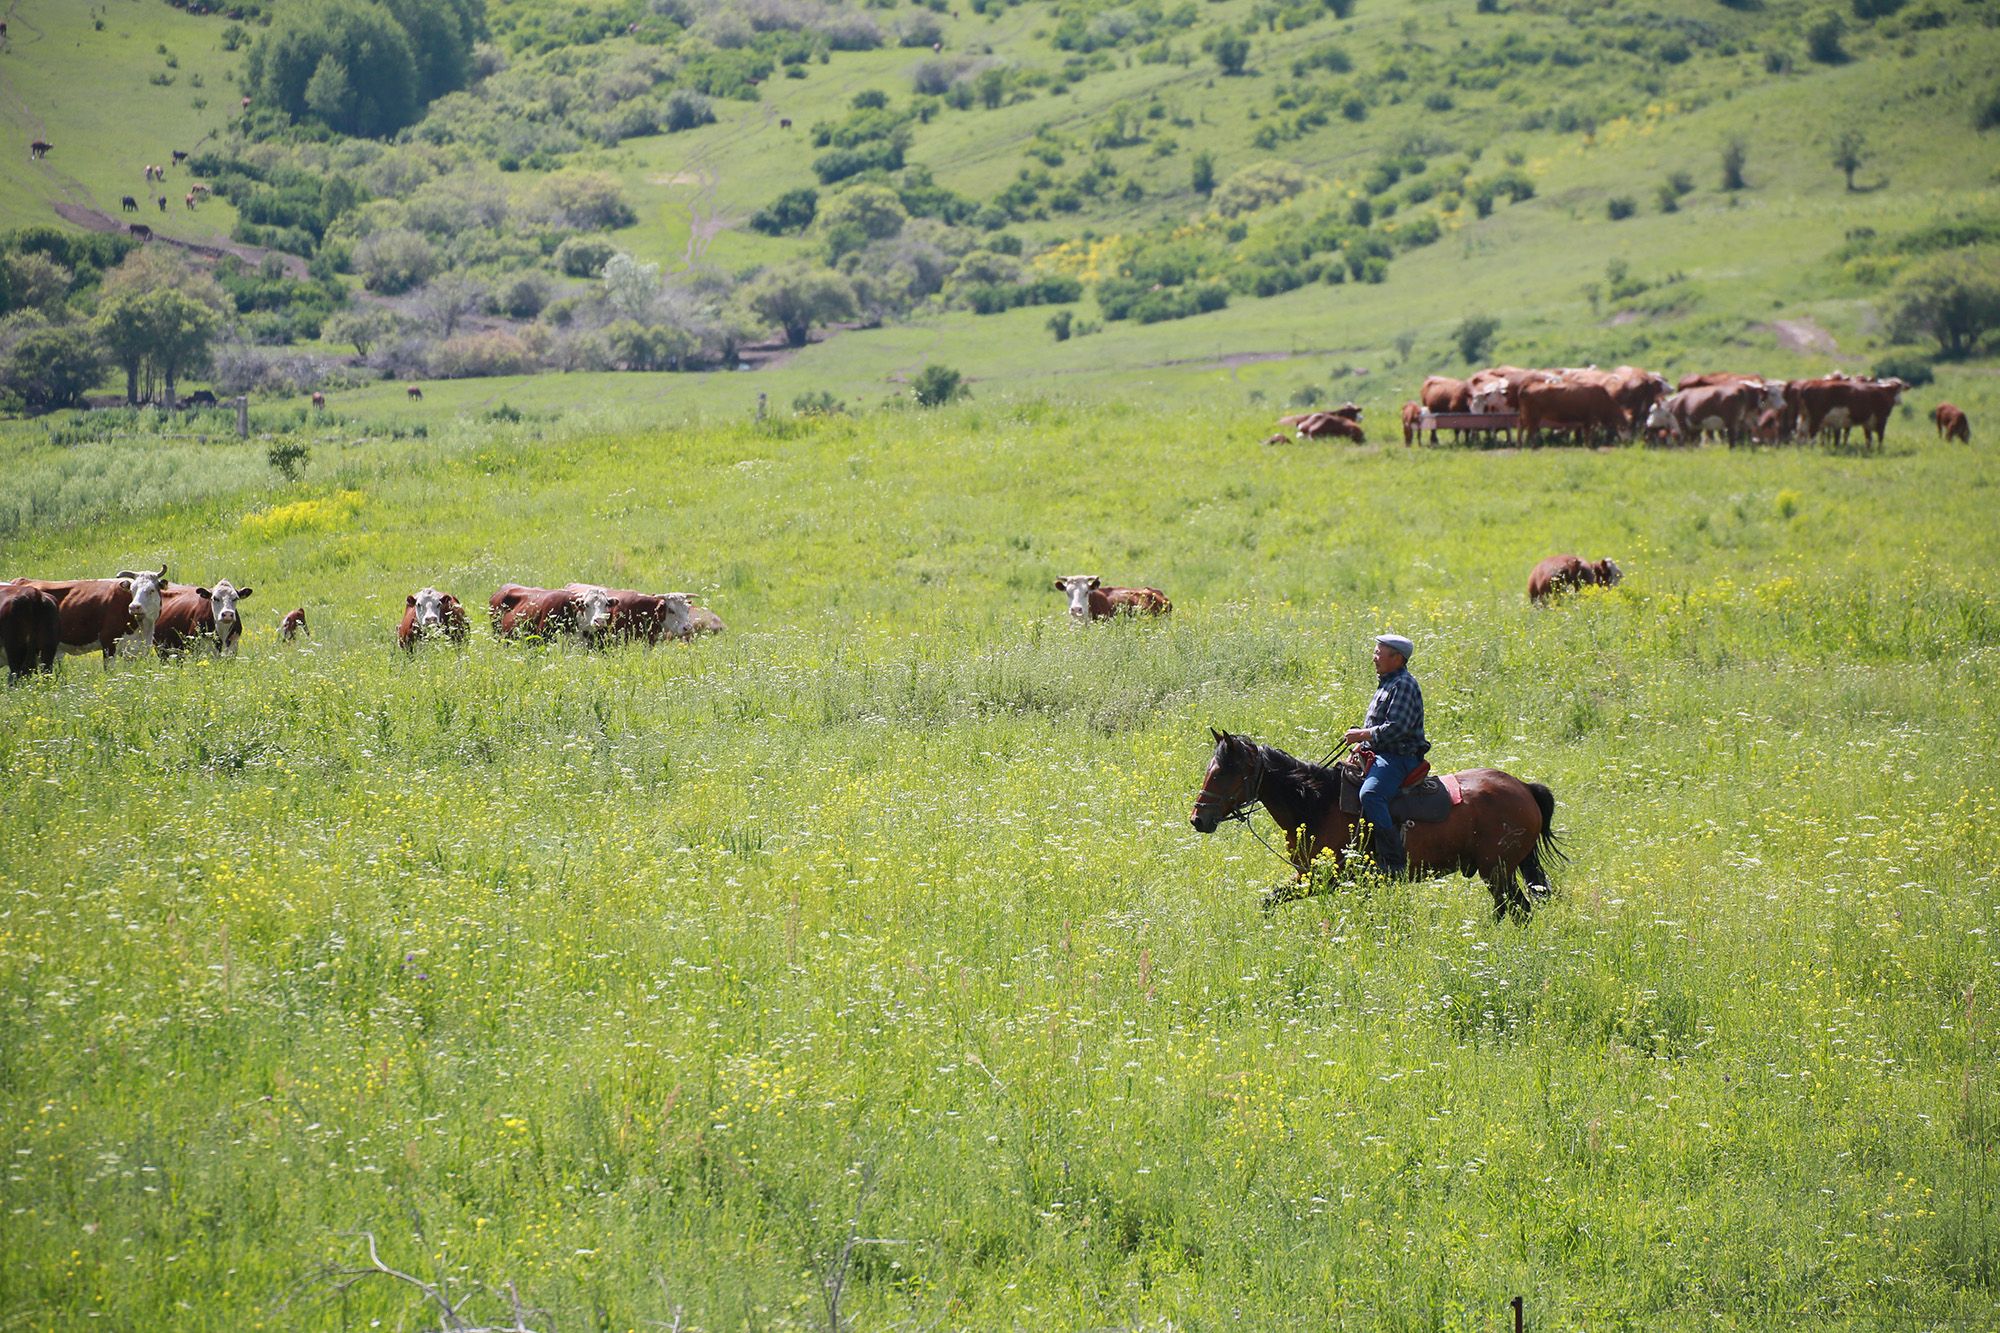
left=1189, top=729, right=1562, bottom=920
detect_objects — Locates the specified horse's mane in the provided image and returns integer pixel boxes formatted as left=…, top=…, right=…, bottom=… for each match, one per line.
left=1254, top=741, right=1341, bottom=814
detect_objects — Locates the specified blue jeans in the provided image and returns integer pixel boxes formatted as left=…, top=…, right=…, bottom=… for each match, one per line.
left=1359, top=752, right=1423, bottom=870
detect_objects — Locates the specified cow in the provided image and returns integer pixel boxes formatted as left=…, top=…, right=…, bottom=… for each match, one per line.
left=1528, top=554, right=1623, bottom=603
left=489, top=583, right=614, bottom=643
left=406, top=385, right=424, bottom=400
left=1795, top=376, right=1903, bottom=450
left=8, top=567, right=169, bottom=661
left=0, top=585, right=60, bottom=680
left=172, top=149, right=189, bottom=164
left=1652, top=381, right=1781, bottom=446
left=1468, top=365, right=1559, bottom=408
left=684, top=603, right=726, bottom=637
left=597, top=588, right=693, bottom=644
left=1932, top=403, right=1970, bottom=443
left=1278, top=402, right=1360, bottom=428
left=1420, top=375, right=1472, bottom=444
left=1400, top=400, right=1422, bottom=447
left=29, top=140, right=51, bottom=160
left=129, top=223, right=152, bottom=241
left=398, top=587, right=470, bottom=650
left=1052, top=575, right=1172, bottom=621
left=157, top=195, right=167, bottom=212
left=310, top=391, right=326, bottom=410
left=122, top=195, right=139, bottom=213
left=1753, top=408, right=1786, bottom=444
left=1574, top=365, right=1670, bottom=429
left=779, top=117, right=792, bottom=129
left=184, top=192, right=196, bottom=210
left=1518, top=379, right=1625, bottom=445
left=279, top=607, right=309, bottom=641
left=1293, top=411, right=1365, bottom=442
left=183, top=389, right=218, bottom=409
left=153, top=579, right=252, bottom=657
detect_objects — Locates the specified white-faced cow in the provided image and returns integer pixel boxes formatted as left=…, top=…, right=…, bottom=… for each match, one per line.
left=399, top=587, right=470, bottom=650
left=596, top=587, right=693, bottom=644
left=490, top=583, right=614, bottom=643
left=153, top=578, right=253, bottom=657
left=1053, top=575, right=1172, bottom=621
left=8, top=566, right=168, bottom=662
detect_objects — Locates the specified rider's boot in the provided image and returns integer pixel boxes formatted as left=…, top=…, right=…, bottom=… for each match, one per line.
left=1370, top=821, right=1408, bottom=880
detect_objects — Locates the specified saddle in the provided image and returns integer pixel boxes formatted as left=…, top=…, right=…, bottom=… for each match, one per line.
left=1338, top=752, right=1462, bottom=825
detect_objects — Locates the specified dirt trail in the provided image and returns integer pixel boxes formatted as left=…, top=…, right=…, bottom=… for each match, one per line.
left=1765, top=318, right=1839, bottom=358
left=53, top=200, right=309, bottom=278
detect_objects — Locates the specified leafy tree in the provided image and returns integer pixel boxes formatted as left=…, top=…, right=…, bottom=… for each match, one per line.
left=531, top=171, right=637, bottom=231
left=553, top=235, right=617, bottom=279
left=2, top=251, right=73, bottom=314
left=1211, top=161, right=1317, bottom=217
left=1720, top=137, right=1748, bottom=191
left=1831, top=128, right=1867, bottom=191
left=750, top=188, right=819, bottom=236
left=819, top=185, right=907, bottom=243
left=1047, top=309, right=1073, bottom=341
left=326, top=307, right=395, bottom=357
left=746, top=264, right=857, bottom=347
left=1191, top=150, right=1215, bottom=197
left=601, top=254, right=662, bottom=322
left=1454, top=313, right=1499, bottom=364
left=1, top=322, right=104, bottom=411
left=378, top=0, right=482, bottom=104
left=910, top=363, right=967, bottom=407
left=413, top=271, right=489, bottom=338
left=1888, top=251, right=2000, bottom=359
left=95, top=289, right=218, bottom=405
left=975, top=68, right=1006, bottom=110
left=1804, top=10, right=1847, bottom=63
left=355, top=228, right=437, bottom=294
left=1206, top=31, right=1251, bottom=75
left=248, top=0, right=419, bottom=138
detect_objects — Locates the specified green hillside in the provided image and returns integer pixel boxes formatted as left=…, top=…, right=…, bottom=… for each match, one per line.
left=1, top=0, right=1996, bottom=411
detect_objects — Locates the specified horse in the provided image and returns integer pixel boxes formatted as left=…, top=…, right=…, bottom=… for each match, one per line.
left=1189, top=729, right=1562, bottom=920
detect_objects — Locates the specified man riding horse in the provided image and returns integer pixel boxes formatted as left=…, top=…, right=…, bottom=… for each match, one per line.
left=1342, top=633, right=1427, bottom=877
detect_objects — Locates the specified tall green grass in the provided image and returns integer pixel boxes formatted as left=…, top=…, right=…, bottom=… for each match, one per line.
left=1, top=404, right=1996, bottom=1328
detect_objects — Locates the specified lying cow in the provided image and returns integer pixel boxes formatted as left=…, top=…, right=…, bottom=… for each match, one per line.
left=490, top=582, right=613, bottom=643
left=0, top=584, right=60, bottom=679
left=1528, top=554, right=1623, bottom=603
left=1053, top=575, right=1172, bottom=621
left=597, top=587, right=693, bottom=644
left=6, top=566, right=167, bottom=661
left=1932, top=402, right=1970, bottom=444
left=154, top=578, right=252, bottom=657
left=1292, top=411, right=1365, bottom=442
left=399, top=587, right=470, bottom=650
left=685, top=603, right=726, bottom=637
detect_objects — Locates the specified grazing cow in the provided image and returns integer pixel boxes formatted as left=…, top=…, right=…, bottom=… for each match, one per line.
left=1420, top=375, right=1472, bottom=444
left=184, top=389, right=218, bottom=409
left=597, top=587, right=693, bottom=644
left=406, top=385, right=423, bottom=400
left=310, top=391, right=326, bottom=410
left=122, top=195, right=139, bottom=213
left=0, top=585, right=61, bottom=680
left=280, top=607, right=309, bottom=641
left=685, top=603, right=726, bottom=637
left=1400, top=400, right=1422, bottom=447
left=1518, top=380, right=1625, bottom=445
left=1932, top=403, right=1970, bottom=443
left=489, top=583, right=614, bottom=643
left=184, top=192, right=196, bottom=210
left=780, top=117, right=793, bottom=129
left=129, top=223, right=152, bottom=242
left=154, top=579, right=252, bottom=657
left=9, top=567, right=169, bottom=661
left=1293, top=411, right=1365, bottom=442
left=1528, top=554, right=1623, bottom=603
left=1795, top=376, right=1903, bottom=450
left=1052, top=575, right=1172, bottom=621
left=398, top=587, right=470, bottom=650
left=190, top=183, right=210, bottom=198
left=172, top=149, right=189, bottom=164
left=29, top=140, right=51, bottom=160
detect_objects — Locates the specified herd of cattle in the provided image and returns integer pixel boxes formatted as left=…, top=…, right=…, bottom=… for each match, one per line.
left=1399, top=365, right=1973, bottom=449
left=0, top=570, right=727, bottom=679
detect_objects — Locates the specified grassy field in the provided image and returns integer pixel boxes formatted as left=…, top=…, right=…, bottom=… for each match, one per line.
left=2, top=399, right=1998, bottom=1329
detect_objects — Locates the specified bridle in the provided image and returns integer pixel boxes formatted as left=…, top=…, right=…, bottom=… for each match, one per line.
left=1195, top=739, right=1268, bottom=828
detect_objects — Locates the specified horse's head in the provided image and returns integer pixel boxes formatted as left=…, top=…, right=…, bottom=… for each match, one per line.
left=1191, top=728, right=1265, bottom=833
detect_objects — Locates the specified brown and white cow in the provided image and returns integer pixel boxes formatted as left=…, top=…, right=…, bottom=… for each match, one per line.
left=596, top=587, right=694, bottom=644
left=153, top=579, right=253, bottom=656
left=684, top=603, right=726, bottom=637
left=1052, top=575, right=1172, bottom=621
left=7, top=566, right=168, bottom=661
left=1518, top=380, right=1626, bottom=445
left=1933, top=403, right=1971, bottom=443
left=1648, top=381, right=1783, bottom=446
left=1399, top=400, right=1422, bottom=447
left=1292, top=411, right=1365, bottom=442
left=1794, top=376, right=1903, bottom=450
left=399, top=587, right=470, bottom=650
left=1528, top=554, right=1623, bottom=603
left=279, top=607, right=310, bottom=641
left=489, top=583, right=614, bottom=642
left=0, top=584, right=60, bottom=679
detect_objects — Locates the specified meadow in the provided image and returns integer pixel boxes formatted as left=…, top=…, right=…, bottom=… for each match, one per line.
left=2, top=397, right=1998, bottom=1330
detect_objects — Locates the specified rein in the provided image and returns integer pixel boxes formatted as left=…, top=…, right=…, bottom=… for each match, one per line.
left=1210, top=740, right=1349, bottom=874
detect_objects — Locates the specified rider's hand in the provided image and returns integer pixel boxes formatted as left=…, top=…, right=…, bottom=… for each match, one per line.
left=1343, top=727, right=1371, bottom=745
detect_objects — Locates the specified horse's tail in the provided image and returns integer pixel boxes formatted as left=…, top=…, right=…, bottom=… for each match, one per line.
left=1526, top=781, right=1565, bottom=861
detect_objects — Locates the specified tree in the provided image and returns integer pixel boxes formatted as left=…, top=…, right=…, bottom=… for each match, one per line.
left=1454, top=313, right=1499, bottom=364
left=530, top=171, right=637, bottom=231
left=910, top=363, right=967, bottom=407
left=1888, top=251, right=2000, bottom=359
left=1212, top=160, right=1318, bottom=217
left=303, top=54, right=354, bottom=124
left=413, top=271, right=489, bottom=338
left=1831, top=127, right=1867, bottom=191
left=746, top=264, right=857, bottom=347
left=326, top=308, right=395, bottom=357
left=975, top=68, right=1006, bottom=110
left=1, top=322, right=104, bottom=411
left=1191, top=150, right=1216, bottom=197
left=601, top=253, right=662, bottom=323
left=247, top=0, right=419, bottom=138
left=95, top=250, right=227, bottom=404
left=819, top=184, right=908, bottom=244
left=355, top=229, right=437, bottom=294
left=1720, top=137, right=1748, bottom=191
left=1046, top=309, right=1073, bottom=341
left=1207, top=31, right=1251, bottom=75
left=749, top=188, right=819, bottom=236
left=1804, top=10, right=1847, bottom=63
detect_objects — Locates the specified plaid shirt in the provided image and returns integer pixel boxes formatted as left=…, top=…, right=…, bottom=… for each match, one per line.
left=1363, top=667, right=1429, bottom=756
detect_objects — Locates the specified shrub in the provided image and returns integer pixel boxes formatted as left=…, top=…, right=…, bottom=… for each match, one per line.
left=1655, top=184, right=1679, bottom=213
left=1212, top=161, right=1318, bottom=218
left=1454, top=313, right=1499, bottom=363
left=1607, top=196, right=1637, bottom=221
left=1888, top=250, right=2000, bottom=358
left=1871, top=351, right=1933, bottom=386
left=1976, top=86, right=2000, bottom=132
left=1804, top=10, right=1847, bottom=63
left=910, top=363, right=968, bottom=406
left=1191, top=151, right=1215, bottom=197
left=532, top=171, right=637, bottom=230
left=663, top=89, right=716, bottom=132
left=1721, top=138, right=1748, bottom=191
left=792, top=389, right=845, bottom=415
left=354, top=229, right=436, bottom=295
left=554, top=235, right=617, bottom=278
left=267, top=440, right=311, bottom=481
left=750, top=187, right=820, bottom=236
left=1047, top=309, right=1073, bottom=341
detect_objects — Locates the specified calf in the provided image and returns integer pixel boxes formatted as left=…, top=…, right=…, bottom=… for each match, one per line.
left=9, top=566, right=168, bottom=660
left=1932, top=402, right=1970, bottom=443
left=1528, top=554, right=1622, bottom=603
left=685, top=603, right=726, bottom=637
left=122, top=195, right=139, bottom=213
left=406, top=385, right=424, bottom=400
left=489, top=583, right=614, bottom=643
left=1400, top=400, right=1422, bottom=447
left=29, top=140, right=51, bottom=160
left=596, top=587, right=693, bottom=644
left=1052, top=575, right=1172, bottom=621
left=310, top=391, right=326, bottom=410
left=154, top=579, right=252, bottom=657
left=279, top=607, right=310, bottom=641
left=0, top=584, right=60, bottom=679
left=399, top=587, right=470, bottom=650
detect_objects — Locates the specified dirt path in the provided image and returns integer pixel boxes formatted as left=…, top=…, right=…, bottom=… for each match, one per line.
left=1765, top=318, right=1839, bottom=357
left=53, top=199, right=310, bottom=278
